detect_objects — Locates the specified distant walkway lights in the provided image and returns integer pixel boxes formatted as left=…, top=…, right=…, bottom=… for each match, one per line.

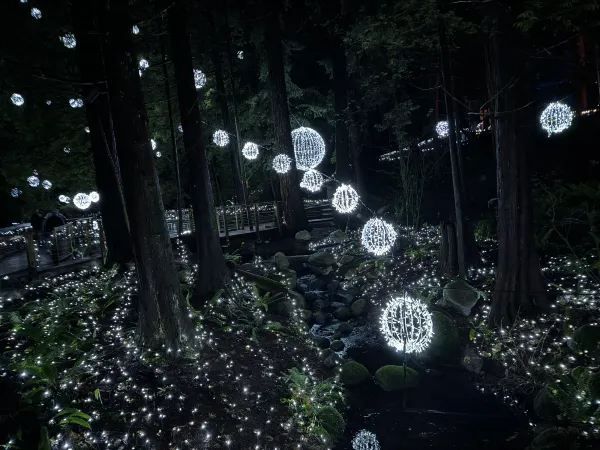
left=272, top=154, right=292, bottom=174
left=540, top=101, right=574, bottom=136
left=193, top=69, right=206, bottom=90
left=242, top=142, right=259, bottom=160
left=300, top=169, right=324, bottom=192
left=361, top=217, right=397, bottom=256
left=332, top=184, right=359, bottom=213
left=291, top=126, right=326, bottom=170
left=352, top=430, right=381, bottom=450
left=59, top=33, right=77, bottom=49
left=213, top=130, right=229, bottom=147
left=435, top=120, right=449, bottom=138
left=73, top=193, right=92, bottom=210
left=380, top=295, right=433, bottom=354
left=11, top=93, right=24, bottom=106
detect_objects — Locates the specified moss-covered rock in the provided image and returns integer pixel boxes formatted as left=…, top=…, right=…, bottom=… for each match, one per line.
left=441, top=279, right=479, bottom=316
left=273, top=251, right=289, bottom=270
left=374, top=365, right=419, bottom=391
left=340, top=360, right=369, bottom=386
left=295, top=230, right=311, bottom=241
left=350, top=298, right=367, bottom=316
left=329, top=229, right=348, bottom=243
left=316, top=406, right=345, bottom=442
left=308, top=251, right=336, bottom=267
left=572, top=324, right=600, bottom=355
left=427, top=311, right=461, bottom=362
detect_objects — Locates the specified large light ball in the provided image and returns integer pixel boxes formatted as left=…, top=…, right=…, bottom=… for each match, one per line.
left=540, top=101, right=574, bottom=136
left=11, top=93, right=24, bottom=106
left=361, top=217, right=397, bottom=256
left=435, top=120, right=449, bottom=138
left=89, top=191, right=100, bottom=203
left=242, top=142, right=259, bottom=160
left=27, top=175, right=40, bottom=187
left=41, top=180, right=52, bottom=190
left=193, top=68, right=206, bottom=90
left=380, top=295, right=433, bottom=354
left=272, top=154, right=292, bottom=174
left=352, top=430, right=381, bottom=450
left=291, top=126, right=326, bottom=170
left=300, top=169, right=324, bottom=192
left=59, top=33, right=77, bottom=49
left=213, top=130, right=229, bottom=147
left=73, top=192, right=92, bottom=210
left=332, top=184, right=359, bottom=213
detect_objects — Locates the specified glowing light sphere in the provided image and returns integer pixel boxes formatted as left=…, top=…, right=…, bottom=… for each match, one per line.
left=73, top=192, right=92, bottom=210
left=11, top=93, right=24, bottom=106
left=193, top=69, right=206, bottom=90
left=27, top=175, right=40, bottom=187
left=272, top=154, right=292, bottom=174
left=151, top=138, right=157, bottom=150
left=89, top=191, right=100, bottom=203
left=540, top=101, right=574, bottom=136
left=132, top=25, right=140, bottom=35
left=242, top=142, right=259, bottom=160
left=69, top=98, right=84, bottom=108
left=237, top=50, right=244, bottom=60
left=10, top=188, right=22, bottom=198
left=177, top=124, right=183, bottom=133
left=30, top=7, right=42, bottom=19
left=361, top=217, right=397, bottom=256
left=155, top=151, right=162, bottom=158
left=435, top=120, right=449, bottom=138
left=380, top=294, right=433, bottom=354
left=352, top=430, right=381, bottom=450
left=139, top=58, right=149, bottom=76
left=300, top=169, right=324, bottom=193
left=46, top=99, right=52, bottom=105
left=58, top=194, right=69, bottom=203
left=63, top=146, right=71, bottom=154
left=332, top=184, right=359, bottom=213
left=59, top=33, right=76, bottom=49
left=291, top=126, right=326, bottom=170
left=41, top=180, right=52, bottom=190
left=213, top=130, right=229, bottom=147
left=84, top=126, right=90, bottom=133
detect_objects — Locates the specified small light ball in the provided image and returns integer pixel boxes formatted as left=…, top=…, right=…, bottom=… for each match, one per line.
left=332, top=184, right=359, bottom=213
left=213, top=130, right=229, bottom=147
left=132, top=25, right=140, bottom=35
left=41, top=180, right=52, bottom=190
left=58, top=194, right=69, bottom=203
left=435, top=120, right=449, bottom=138
left=540, top=101, right=574, bottom=136
left=272, top=154, right=292, bottom=174
left=89, top=191, right=100, bottom=203
left=151, top=139, right=157, bottom=150
left=237, top=50, right=244, bottom=60
left=193, top=69, right=206, bottom=90
left=155, top=151, right=162, bottom=158
left=30, top=7, right=42, bottom=19
left=73, top=193, right=92, bottom=210
left=300, top=169, right=324, bottom=192
left=380, top=294, right=433, bottom=354
left=69, top=98, right=84, bottom=108
left=139, top=58, right=149, bottom=76
left=291, top=126, right=326, bottom=170
left=242, top=142, right=259, bottom=160
left=63, top=146, right=71, bottom=154
left=59, top=33, right=77, bottom=49
left=361, top=217, right=397, bottom=256
left=27, top=175, right=40, bottom=187
left=11, top=93, right=24, bottom=106
left=352, top=430, right=381, bottom=450
left=84, top=126, right=90, bottom=133
left=11, top=188, right=22, bottom=198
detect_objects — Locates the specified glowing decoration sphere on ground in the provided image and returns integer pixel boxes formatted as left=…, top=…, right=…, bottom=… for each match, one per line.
left=352, top=430, right=381, bottom=450
left=435, top=120, right=449, bottom=138
left=30, top=7, right=42, bottom=19
left=27, top=175, right=40, bottom=187
left=213, top=130, right=229, bottom=147
left=73, top=193, right=92, bottom=210
left=138, top=58, right=149, bottom=77
left=132, top=25, right=140, bottom=35
left=242, top=142, right=259, bottom=160
left=59, top=33, right=77, bottom=49
left=380, top=295, right=433, bottom=354
left=41, top=180, right=52, bottom=190
left=540, top=101, right=574, bottom=136
left=45, top=100, right=52, bottom=106
left=84, top=126, right=90, bottom=133
left=155, top=151, right=162, bottom=158
left=300, top=169, right=324, bottom=193
left=69, top=98, right=83, bottom=108
left=361, top=217, right=397, bottom=256
left=11, top=188, right=22, bottom=198
left=272, top=154, right=292, bottom=174
left=11, top=93, right=24, bottom=106
left=237, top=50, right=244, bottom=60
left=193, top=69, right=206, bottom=90
left=58, top=194, right=68, bottom=203
left=332, top=184, right=359, bottom=213
left=291, top=126, right=326, bottom=170
left=89, top=191, right=100, bottom=203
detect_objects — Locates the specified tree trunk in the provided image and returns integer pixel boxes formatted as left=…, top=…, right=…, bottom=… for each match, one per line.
left=440, top=222, right=458, bottom=277
left=103, top=0, right=191, bottom=348
left=71, top=1, right=133, bottom=266
left=332, top=42, right=351, bottom=182
left=167, top=0, right=227, bottom=304
left=486, top=3, right=548, bottom=325
left=263, top=3, right=308, bottom=233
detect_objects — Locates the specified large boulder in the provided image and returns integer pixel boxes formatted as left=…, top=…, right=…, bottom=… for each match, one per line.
left=340, top=361, right=369, bottom=386
left=351, top=298, right=368, bottom=316
left=374, top=365, right=419, bottom=391
left=427, top=311, right=461, bottom=362
left=308, top=251, right=336, bottom=267
left=295, top=230, right=312, bottom=241
left=440, top=279, right=480, bottom=316
left=316, top=406, right=345, bottom=442
left=273, top=251, right=290, bottom=270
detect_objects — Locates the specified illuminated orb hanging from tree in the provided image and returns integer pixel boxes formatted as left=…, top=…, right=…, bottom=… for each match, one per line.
left=272, top=154, right=292, bottom=174
left=435, top=120, right=449, bottom=138
left=59, top=33, right=76, bottom=49
left=332, top=184, right=359, bottom=213
left=193, top=68, right=206, bottom=90
left=89, top=191, right=100, bottom=203
left=73, top=193, right=92, bottom=210
left=151, top=139, right=157, bottom=150
left=352, top=430, right=381, bottom=450
left=30, top=7, right=42, bottom=19
left=132, top=25, right=140, bottom=35
left=69, top=98, right=83, bottom=108
left=540, top=101, right=574, bottom=136
left=300, top=169, right=324, bottom=193
left=291, top=126, right=326, bottom=170
left=361, top=217, right=397, bottom=256
left=242, top=142, right=259, bottom=160
left=11, top=93, right=24, bottom=106
left=58, top=195, right=69, bottom=203
left=11, top=188, right=22, bottom=198
left=380, top=294, right=433, bottom=354
left=41, top=180, right=52, bottom=190
left=213, top=130, right=229, bottom=147
left=27, top=175, right=40, bottom=187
